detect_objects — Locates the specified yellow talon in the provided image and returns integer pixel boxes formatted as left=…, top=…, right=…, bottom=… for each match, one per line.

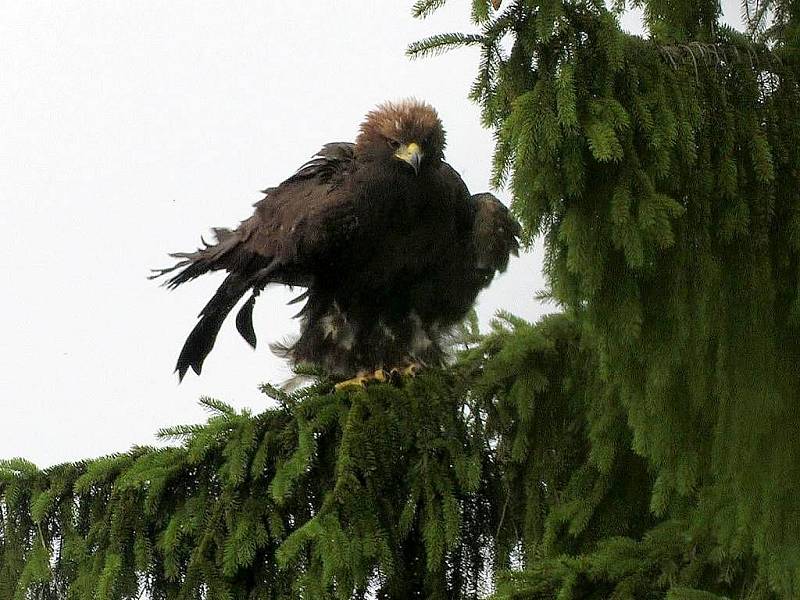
left=334, top=369, right=389, bottom=391
left=389, top=362, right=422, bottom=383
left=335, top=376, right=366, bottom=391
left=402, top=363, right=420, bottom=377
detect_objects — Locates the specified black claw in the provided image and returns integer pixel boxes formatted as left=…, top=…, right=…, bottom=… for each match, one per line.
left=389, top=368, right=403, bottom=387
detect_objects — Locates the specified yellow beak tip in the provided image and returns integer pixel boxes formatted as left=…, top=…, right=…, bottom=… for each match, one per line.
left=395, top=142, right=423, bottom=174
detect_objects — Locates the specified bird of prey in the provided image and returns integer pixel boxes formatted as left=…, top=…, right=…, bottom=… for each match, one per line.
left=153, top=99, right=520, bottom=386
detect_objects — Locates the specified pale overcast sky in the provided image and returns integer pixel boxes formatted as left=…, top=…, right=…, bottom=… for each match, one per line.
left=0, top=2, right=743, bottom=467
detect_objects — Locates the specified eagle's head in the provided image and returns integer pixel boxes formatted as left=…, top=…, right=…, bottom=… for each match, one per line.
left=355, top=99, right=446, bottom=175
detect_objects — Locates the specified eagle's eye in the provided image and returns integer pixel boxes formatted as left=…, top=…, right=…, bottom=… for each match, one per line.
left=387, top=139, right=401, bottom=150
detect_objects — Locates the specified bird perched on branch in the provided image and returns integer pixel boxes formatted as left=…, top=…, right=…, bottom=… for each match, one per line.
left=153, top=99, right=520, bottom=386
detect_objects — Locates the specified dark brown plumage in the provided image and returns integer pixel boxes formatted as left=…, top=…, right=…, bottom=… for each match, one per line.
left=153, top=100, right=519, bottom=380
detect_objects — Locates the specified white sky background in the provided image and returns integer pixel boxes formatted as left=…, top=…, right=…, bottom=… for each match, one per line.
left=0, top=2, right=743, bottom=468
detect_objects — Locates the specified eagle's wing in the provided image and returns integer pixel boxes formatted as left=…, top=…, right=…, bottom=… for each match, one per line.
left=470, top=192, right=521, bottom=275
left=151, top=142, right=358, bottom=379
left=153, top=142, right=356, bottom=287
left=435, top=166, right=520, bottom=275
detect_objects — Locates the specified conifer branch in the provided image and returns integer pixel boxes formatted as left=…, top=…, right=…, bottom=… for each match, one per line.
left=407, top=33, right=486, bottom=58
left=411, top=0, right=448, bottom=19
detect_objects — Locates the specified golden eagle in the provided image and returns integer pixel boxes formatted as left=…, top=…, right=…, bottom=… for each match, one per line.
left=153, top=100, right=519, bottom=384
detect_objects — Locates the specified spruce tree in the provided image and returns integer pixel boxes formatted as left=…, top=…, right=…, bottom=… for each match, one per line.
left=410, top=0, right=800, bottom=596
left=2, top=1, right=799, bottom=598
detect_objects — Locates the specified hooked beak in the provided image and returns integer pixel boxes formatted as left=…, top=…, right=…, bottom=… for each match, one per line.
left=394, top=142, right=423, bottom=175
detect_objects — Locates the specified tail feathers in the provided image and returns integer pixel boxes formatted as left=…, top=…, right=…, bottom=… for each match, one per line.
left=235, top=293, right=258, bottom=349
left=175, top=272, right=250, bottom=381
left=150, top=228, right=240, bottom=289
left=174, top=261, right=282, bottom=381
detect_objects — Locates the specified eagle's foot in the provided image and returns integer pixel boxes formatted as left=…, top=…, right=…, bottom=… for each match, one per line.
left=389, top=362, right=422, bottom=385
left=334, top=369, right=389, bottom=391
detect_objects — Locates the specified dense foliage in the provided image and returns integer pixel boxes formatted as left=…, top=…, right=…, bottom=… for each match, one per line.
left=1, top=314, right=647, bottom=599
left=2, top=1, right=799, bottom=598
